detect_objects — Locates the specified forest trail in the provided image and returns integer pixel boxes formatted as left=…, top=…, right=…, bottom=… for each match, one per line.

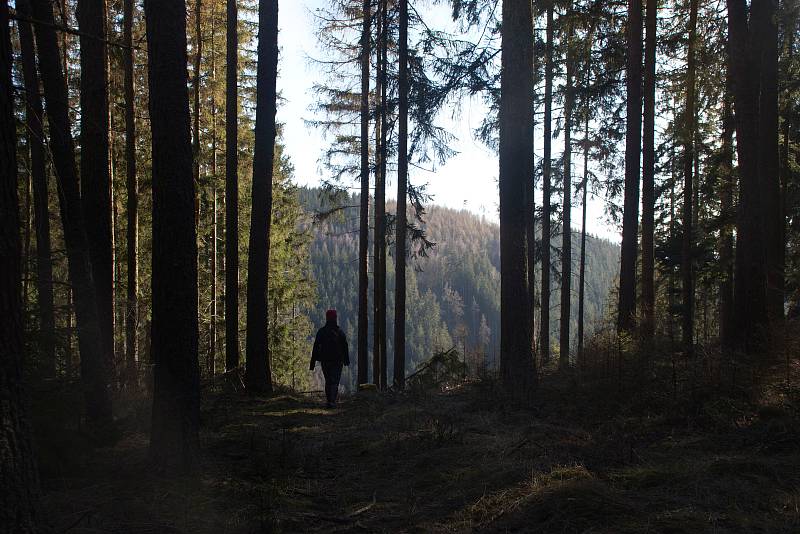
left=41, top=377, right=800, bottom=533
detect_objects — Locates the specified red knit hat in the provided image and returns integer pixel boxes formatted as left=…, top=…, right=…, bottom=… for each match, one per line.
left=325, top=309, right=337, bottom=321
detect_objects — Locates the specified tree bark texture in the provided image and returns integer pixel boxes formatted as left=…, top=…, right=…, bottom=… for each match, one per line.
left=540, top=2, right=554, bottom=364
left=641, top=0, right=657, bottom=340
left=77, top=0, right=114, bottom=380
left=245, top=0, right=279, bottom=394
left=499, top=0, right=536, bottom=402
left=1, top=1, right=40, bottom=528
left=719, top=89, right=735, bottom=350
left=578, top=100, right=589, bottom=367
left=358, top=0, right=369, bottom=385
left=560, top=24, right=574, bottom=369
left=394, top=0, right=408, bottom=390
left=727, top=0, right=769, bottom=351
left=372, top=0, right=383, bottom=386
left=374, top=0, right=388, bottom=390
left=617, top=0, right=643, bottom=333
left=123, top=0, right=138, bottom=387
left=145, top=0, right=200, bottom=471
left=225, top=0, right=240, bottom=372
left=753, top=0, right=782, bottom=325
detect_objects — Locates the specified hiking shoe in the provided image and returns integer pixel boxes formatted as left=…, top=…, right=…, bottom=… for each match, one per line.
left=325, top=402, right=334, bottom=409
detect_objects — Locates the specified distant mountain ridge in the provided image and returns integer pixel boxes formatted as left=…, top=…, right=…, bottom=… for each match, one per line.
left=299, top=187, right=620, bottom=387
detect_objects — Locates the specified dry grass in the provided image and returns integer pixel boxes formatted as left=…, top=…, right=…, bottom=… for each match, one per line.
left=36, top=350, right=800, bottom=533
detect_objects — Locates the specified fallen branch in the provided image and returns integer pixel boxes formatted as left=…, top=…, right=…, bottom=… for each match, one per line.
left=60, top=509, right=93, bottom=533
left=300, top=512, right=351, bottom=525
left=300, top=494, right=377, bottom=526
left=348, top=493, right=376, bottom=518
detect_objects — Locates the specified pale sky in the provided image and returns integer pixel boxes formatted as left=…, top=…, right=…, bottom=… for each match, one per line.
left=276, top=0, right=621, bottom=243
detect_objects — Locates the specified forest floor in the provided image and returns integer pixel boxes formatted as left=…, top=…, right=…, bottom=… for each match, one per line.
left=37, top=366, right=800, bottom=533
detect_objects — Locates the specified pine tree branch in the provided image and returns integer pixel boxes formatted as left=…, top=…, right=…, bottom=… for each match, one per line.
left=9, top=8, right=139, bottom=50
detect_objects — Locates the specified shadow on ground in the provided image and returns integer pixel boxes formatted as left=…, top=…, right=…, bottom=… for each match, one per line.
left=40, top=378, right=800, bottom=533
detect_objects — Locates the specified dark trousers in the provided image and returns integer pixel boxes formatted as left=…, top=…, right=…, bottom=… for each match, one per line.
left=321, top=361, right=343, bottom=404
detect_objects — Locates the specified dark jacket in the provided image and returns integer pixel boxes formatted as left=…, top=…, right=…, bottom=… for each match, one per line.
left=310, top=321, right=350, bottom=368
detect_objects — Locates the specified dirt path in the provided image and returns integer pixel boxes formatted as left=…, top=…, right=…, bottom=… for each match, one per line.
left=41, top=382, right=800, bottom=533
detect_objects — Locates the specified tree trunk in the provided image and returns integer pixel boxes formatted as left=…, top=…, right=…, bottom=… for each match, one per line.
left=210, top=187, right=217, bottom=375
left=560, top=23, right=574, bottom=370
left=23, top=169, right=32, bottom=317
left=641, top=0, right=657, bottom=341
left=245, top=0, right=279, bottom=394
left=668, top=149, right=676, bottom=343
left=145, top=0, right=200, bottom=471
left=59, top=0, right=68, bottom=79
left=578, top=126, right=588, bottom=365
left=379, top=0, right=388, bottom=390
left=727, top=0, right=769, bottom=352
left=499, top=0, right=536, bottom=402
left=754, top=0, right=782, bottom=326
left=394, top=0, right=408, bottom=390
left=123, top=0, right=138, bottom=388
left=31, top=0, right=113, bottom=429
left=578, top=38, right=590, bottom=368
left=17, top=0, right=56, bottom=378
left=77, top=0, right=115, bottom=382
left=65, top=288, right=74, bottom=377
left=109, top=53, right=119, bottom=377
left=526, top=1, right=537, bottom=356
left=778, top=22, right=793, bottom=323
left=372, top=0, right=383, bottom=386
left=374, top=0, right=388, bottom=390
left=617, top=0, right=643, bottom=333
left=225, top=0, right=239, bottom=372
left=1, top=2, right=39, bottom=527
left=209, top=21, right=218, bottom=376
left=112, top=176, right=123, bottom=367
left=719, top=89, right=735, bottom=350
left=193, top=0, right=202, bottom=222
left=357, top=0, right=370, bottom=385
left=540, top=1, right=554, bottom=364
left=681, top=0, right=698, bottom=357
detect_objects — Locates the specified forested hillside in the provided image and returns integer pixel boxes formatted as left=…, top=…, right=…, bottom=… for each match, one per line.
left=301, top=187, right=619, bottom=388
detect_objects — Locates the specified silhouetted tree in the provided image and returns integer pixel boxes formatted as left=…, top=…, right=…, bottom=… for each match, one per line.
left=681, top=0, right=698, bottom=356
left=123, top=0, right=138, bottom=387
left=560, top=18, right=574, bottom=369
left=77, top=0, right=115, bottom=377
left=226, top=0, right=240, bottom=372
left=719, top=88, right=735, bottom=350
left=726, top=0, right=780, bottom=351
left=358, top=0, right=370, bottom=385
left=395, top=0, right=409, bottom=390
left=540, top=0, right=554, bottom=363
left=641, top=0, right=657, bottom=340
left=145, top=0, right=200, bottom=470
left=17, top=0, right=56, bottom=377
left=245, top=0, right=279, bottom=394
left=1, top=1, right=39, bottom=527
left=617, top=0, right=642, bottom=333
left=374, top=0, right=388, bottom=389
left=31, top=0, right=113, bottom=429
left=499, top=0, right=536, bottom=402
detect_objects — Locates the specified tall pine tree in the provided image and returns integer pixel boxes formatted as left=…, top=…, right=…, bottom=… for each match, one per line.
left=146, top=0, right=200, bottom=470
left=246, top=0, right=279, bottom=393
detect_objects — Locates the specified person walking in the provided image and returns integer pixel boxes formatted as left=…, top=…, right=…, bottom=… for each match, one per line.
left=310, top=309, right=350, bottom=408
